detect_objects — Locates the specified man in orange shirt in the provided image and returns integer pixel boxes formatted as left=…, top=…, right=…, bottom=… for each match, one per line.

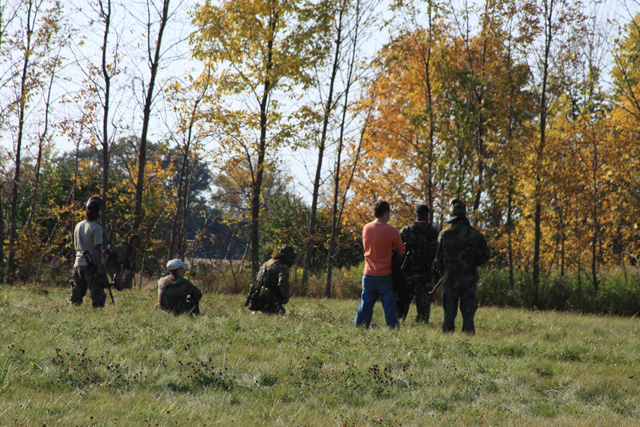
left=354, top=200, right=405, bottom=328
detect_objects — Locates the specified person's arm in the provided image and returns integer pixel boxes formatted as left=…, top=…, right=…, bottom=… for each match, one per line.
left=427, top=226, right=439, bottom=264
left=278, top=267, right=290, bottom=304
left=434, top=232, right=444, bottom=274
left=400, top=227, right=408, bottom=245
left=157, top=278, right=164, bottom=308
left=393, top=228, right=405, bottom=258
left=476, top=232, right=490, bottom=267
left=188, top=281, right=203, bottom=300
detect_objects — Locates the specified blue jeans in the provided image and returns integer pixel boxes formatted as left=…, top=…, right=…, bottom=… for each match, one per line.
left=354, top=274, right=399, bottom=329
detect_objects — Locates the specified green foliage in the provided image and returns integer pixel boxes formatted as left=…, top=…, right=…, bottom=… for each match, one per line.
left=478, top=267, right=640, bottom=315
left=188, top=260, right=253, bottom=295
left=260, top=190, right=362, bottom=272
left=1, top=285, right=639, bottom=425
left=612, top=13, right=640, bottom=99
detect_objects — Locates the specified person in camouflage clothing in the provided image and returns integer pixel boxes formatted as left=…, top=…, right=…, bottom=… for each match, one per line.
left=245, top=245, right=296, bottom=315
left=157, top=259, right=202, bottom=315
left=104, top=235, right=141, bottom=289
left=435, top=199, right=490, bottom=335
left=400, top=204, right=439, bottom=323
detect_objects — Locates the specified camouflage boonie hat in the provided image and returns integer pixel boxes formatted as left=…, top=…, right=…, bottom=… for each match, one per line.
left=449, top=199, right=466, bottom=218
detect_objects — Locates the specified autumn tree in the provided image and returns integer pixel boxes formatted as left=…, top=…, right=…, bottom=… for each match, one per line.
left=346, top=1, right=532, bottom=227
left=68, top=0, right=124, bottom=242
left=390, top=0, right=445, bottom=219
left=345, top=25, right=448, bottom=227
left=325, top=0, right=379, bottom=297
left=210, top=158, right=296, bottom=267
left=131, top=0, right=182, bottom=234
left=1, top=0, right=67, bottom=282
left=164, top=74, right=212, bottom=259
left=298, top=0, right=347, bottom=295
left=610, top=12, right=640, bottom=201
left=300, top=0, right=379, bottom=294
left=609, top=11, right=640, bottom=265
left=190, top=0, right=332, bottom=275
left=517, top=0, right=588, bottom=302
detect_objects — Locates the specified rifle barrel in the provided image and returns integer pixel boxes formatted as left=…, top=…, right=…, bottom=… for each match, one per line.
left=429, top=278, right=443, bottom=295
left=107, top=286, right=115, bottom=305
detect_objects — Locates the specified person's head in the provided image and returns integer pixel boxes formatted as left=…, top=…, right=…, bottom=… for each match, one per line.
left=373, top=200, right=391, bottom=220
left=415, top=204, right=429, bottom=221
left=86, top=196, right=101, bottom=221
left=449, top=199, right=467, bottom=219
left=272, top=245, right=297, bottom=267
left=166, top=259, right=189, bottom=278
left=129, top=234, right=142, bottom=249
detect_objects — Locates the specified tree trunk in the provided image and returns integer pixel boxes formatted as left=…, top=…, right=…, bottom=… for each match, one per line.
left=326, top=0, right=366, bottom=297
left=132, top=0, right=171, bottom=233
left=532, top=0, right=554, bottom=306
left=25, top=82, right=51, bottom=235
left=507, top=181, right=514, bottom=288
left=99, top=0, right=113, bottom=245
left=0, top=183, right=5, bottom=283
left=179, top=156, right=194, bottom=259
left=7, top=0, right=35, bottom=283
left=251, top=12, right=276, bottom=276
left=170, top=149, right=187, bottom=258
left=591, top=129, right=599, bottom=294
left=301, top=1, right=345, bottom=295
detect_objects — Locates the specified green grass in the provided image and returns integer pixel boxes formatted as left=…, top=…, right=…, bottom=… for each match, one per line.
left=1, top=285, right=639, bottom=426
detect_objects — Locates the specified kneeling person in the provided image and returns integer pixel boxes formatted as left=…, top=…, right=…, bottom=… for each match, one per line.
left=245, top=245, right=296, bottom=314
left=157, top=259, right=202, bottom=315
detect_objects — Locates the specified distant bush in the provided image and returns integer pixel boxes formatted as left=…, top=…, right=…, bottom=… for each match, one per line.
left=193, top=260, right=365, bottom=300
left=478, top=266, right=640, bottom=316
left=189, top=260, right=252, bottom=295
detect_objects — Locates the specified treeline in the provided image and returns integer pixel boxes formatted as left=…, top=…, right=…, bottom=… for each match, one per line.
left=1, top=0, right=639, bottom=310
left=346, top=1, right=640, bottom=308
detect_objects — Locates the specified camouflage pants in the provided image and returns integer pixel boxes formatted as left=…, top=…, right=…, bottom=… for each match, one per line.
left=401, top=277, right=434, bottom=323
left=105, top=264, right=135, bottom=289
left=70, top=266, right=109, bottom=308
left=159, top=295, right=200, bottom=316
left=414, top=279, right=434, bottom=322
left=261, top=300, right=286, bottom=315
left=442, top=286, right=478, bottom=335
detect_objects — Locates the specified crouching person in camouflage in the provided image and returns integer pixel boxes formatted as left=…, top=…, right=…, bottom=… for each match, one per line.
left=104, top=234, right=141, bottom=289
left=157, top=259, right=202, bottom=315
left=435, top=200, right=490, bottom=335
left=245, top=245, right=296, bottom=315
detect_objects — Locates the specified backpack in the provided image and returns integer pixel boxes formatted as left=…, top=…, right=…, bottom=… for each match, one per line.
left=244, top=261, right=278, bottom=311
left=244, top=282, right=268, bottom=311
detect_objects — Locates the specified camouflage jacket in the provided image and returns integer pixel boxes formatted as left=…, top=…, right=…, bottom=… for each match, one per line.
left=400, top=220, right=439, bottom=280
left=255, top=259, right=290, bottom=304
left=435, top=217, right=490, bottom=289
left=157, top=276, right=202, bottom=312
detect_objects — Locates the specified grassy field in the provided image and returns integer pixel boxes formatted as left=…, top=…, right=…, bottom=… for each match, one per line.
left=1, top=284, right=639, bottom=426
